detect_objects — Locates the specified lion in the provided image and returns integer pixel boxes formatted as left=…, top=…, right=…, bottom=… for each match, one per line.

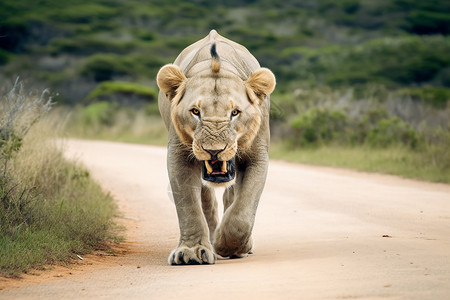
left=156, top=30, right=275, bottom=265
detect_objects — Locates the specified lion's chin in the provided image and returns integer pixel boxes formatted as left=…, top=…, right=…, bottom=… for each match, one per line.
left=202, top=157, right=235, bottom=184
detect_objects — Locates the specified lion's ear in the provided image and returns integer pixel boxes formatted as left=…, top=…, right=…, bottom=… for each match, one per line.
left=156, top=64, right=187, bottom=101
left=245, top=68, right=276, bottom=105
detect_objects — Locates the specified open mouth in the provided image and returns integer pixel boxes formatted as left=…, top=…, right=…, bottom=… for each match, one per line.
left=202, top=158, right=235, bottom=183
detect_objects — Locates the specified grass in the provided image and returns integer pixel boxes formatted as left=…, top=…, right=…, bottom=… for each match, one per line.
left=0, top=83, right=120, bottom=277
left=269, top=143, right=450, bottom=183
left=64, top=103, right=168, bottom=146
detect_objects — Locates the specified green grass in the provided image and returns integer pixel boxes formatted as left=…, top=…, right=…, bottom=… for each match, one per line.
left=269, top=143, right=450, bottom=183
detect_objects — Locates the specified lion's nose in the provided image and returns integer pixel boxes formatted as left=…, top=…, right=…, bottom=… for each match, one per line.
left=203, top=148, right=225, bottom=160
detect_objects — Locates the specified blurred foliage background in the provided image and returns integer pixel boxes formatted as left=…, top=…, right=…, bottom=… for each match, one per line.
left=0, top=0, right=449, bottom=182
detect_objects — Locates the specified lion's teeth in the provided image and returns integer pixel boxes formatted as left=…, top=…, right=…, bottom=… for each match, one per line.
left=221, top=161, right=227, bottom=173
left=205, top=161, right=213, bottom=174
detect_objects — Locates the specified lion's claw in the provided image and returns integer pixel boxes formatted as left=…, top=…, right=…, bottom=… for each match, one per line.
left=169, top=245, right=215, bottom=265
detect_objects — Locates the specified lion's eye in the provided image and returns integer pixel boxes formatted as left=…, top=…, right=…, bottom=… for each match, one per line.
left=191, top=108, right=200, bottom=117
left=231, top=109, right=240, bottom=118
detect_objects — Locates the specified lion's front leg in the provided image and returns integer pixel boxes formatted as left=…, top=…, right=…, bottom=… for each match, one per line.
left=214, top=205, right=254, bottom=258
left=214, top=157, right=268, bottom=258
left=168, top=148, right=215, bottom=265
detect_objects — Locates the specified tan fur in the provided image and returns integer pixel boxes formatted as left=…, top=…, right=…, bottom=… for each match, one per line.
left=157, top=30, right=275, bottom=265
left=245, top=68, right=276, bottom=105
left=156, top=64, right=187, bottom=99
left=211, top=56, right=221, bottom=73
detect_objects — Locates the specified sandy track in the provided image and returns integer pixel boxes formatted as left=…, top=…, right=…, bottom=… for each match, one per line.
left=1, top=140, right=450, bottom=299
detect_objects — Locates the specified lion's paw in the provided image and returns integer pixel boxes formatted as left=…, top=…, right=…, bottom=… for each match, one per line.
left=214, top=228, right=253, bottom=258
left=168, top=244, right=216, bottom=265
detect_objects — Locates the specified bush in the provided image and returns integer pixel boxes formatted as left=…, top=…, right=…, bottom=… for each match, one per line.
left=85, top=81, right=158, bottom=103
left=0, top=49, right=12, bottom=65
left=80, top=53, right=166, bottom=82
left=78, top=101, right=119, bottom=128
left=367, top=117, right=419, bottom=148
left=290, top=108, right=348, bottom=146
left=289, top=105, right=421, bottom=149
left=395, top=86, right=450, bottom=108
left=81, top=54, right=133, bottom=82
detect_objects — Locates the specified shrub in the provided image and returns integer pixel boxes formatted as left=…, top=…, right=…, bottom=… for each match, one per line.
left=0, top=79, right=53, bottom=160
left=395, top=86, right=450, bottom=108
left=367, top=117, right=419, bottom=148
left=0, top=49, right=12, bottom=65
left=288, top=104, right=421, bottom=149
left=290, top=108, right=348, bottom=146
left=81, top=54, right=133, bottom=82
left=85, top=81, right=158, bottom=103
left=78, top=101, right=119, bottom=127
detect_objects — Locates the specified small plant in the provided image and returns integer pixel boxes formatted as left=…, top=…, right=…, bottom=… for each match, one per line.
left=0, top=79, right=53, bottom=159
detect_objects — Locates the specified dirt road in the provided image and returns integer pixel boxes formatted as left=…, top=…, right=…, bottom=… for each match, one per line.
left=1, top=140, right=450, bottom=299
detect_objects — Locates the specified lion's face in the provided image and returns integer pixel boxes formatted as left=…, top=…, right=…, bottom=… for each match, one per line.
left=173, top=74, right=263, bottom=184
left=157, top=56, right=275, bottom=185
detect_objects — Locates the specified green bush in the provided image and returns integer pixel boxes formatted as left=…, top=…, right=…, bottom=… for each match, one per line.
left=80, top=53, right=166, bottom=82
left=79, top=101, right=119, bottom=127
left=289, top=106, right=421, bottom=149
left=81, top=54, right=133, bottom=81
left=86, top=81, right=158, bottom=103
left=405, top=9, right=450, bottom=35
left=367, top=117, right=419, bottom=148
left=290, top=108, right=348, bottom=146
left=0, top=49, right=12, bottom=65
left=395, top=86, right=450, bottom=108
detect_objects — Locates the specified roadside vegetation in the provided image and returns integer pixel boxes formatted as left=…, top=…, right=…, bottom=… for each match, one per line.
left=269, top=88, right=449, bottom=183
left=1, top=0, right=449, bottom=184
left=65, top=88, right=449, bottom=183
left=0, top=82, right=119, bottom=277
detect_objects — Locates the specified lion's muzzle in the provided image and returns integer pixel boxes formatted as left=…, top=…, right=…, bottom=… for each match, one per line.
left=202, top=158, right=235, bottom=183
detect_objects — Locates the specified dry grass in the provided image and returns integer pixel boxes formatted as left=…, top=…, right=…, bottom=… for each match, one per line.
left=0, top=82, right=119, bottom=277
left=64, top=102, right=168, bottom=145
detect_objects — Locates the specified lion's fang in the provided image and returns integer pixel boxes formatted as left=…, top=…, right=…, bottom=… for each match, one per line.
left=221, top=161, right=227, bottom=173
left=205, top=161, right=213, bottom=174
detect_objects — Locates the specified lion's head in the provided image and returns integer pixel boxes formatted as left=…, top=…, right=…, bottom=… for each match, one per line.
left=157, top=43, right=275, bottom=186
